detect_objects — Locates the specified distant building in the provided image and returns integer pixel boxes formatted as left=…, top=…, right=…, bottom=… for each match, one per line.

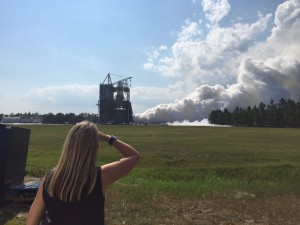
left=1, top=116, right=42, bottom=124
left=1, top=117, right=21, bottom=123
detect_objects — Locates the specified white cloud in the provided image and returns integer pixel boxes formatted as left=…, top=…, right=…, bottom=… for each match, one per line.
left=143, top=45, right=169, bottom=71
left=178, top=19, right=202, bottom=42
left=0, top=84, right=99, bottom=114
left=201, top=0, right=231, bottom=24
left=137, top=0, right=300, bottom=123
left=143, top=8, right=272, bottom=87
left=273, top=0, right=300, bottom=35
left=32, top=84, right=97, bottom=96
left=238, top=57, right=300, bottom=103
left=131, top=81, right=188, bottom=103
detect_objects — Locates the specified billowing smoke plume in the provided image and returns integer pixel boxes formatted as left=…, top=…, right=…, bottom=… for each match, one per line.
left=134, top=0, right=300, bottom=124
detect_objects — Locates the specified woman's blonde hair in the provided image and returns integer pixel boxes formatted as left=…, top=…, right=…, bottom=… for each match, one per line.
left=45, top=121, right=99, bottom=202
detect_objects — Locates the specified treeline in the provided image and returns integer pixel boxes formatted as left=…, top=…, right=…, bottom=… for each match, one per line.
left=209, top=98, right=300, bottom=128
left=0, top=112, right=98, bottom=124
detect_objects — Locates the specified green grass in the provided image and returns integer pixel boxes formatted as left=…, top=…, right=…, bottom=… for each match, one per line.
left=22, top=125, right=300, bottom=197
left=2, top=125, right=300, bottom=224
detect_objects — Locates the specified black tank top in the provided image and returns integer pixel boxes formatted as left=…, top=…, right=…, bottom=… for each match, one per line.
left=43, top=167, right=105, bottom=225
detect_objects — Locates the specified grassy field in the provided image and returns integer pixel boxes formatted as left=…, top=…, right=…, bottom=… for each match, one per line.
left=1, top=125, right=300, bottom=224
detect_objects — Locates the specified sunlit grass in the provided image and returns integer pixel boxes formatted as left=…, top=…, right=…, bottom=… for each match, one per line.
left=22, top=124, right=300, bottom=197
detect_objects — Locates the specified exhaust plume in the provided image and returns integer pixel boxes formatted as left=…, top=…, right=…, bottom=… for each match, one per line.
left=134, top=0, right=300, bottom=124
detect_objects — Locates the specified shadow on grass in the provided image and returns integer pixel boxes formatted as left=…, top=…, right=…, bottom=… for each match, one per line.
left=0, top=200, right=30, bottom=225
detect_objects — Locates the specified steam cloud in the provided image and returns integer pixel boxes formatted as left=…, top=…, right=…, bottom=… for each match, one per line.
left=134, top=0, right=300, bottom=124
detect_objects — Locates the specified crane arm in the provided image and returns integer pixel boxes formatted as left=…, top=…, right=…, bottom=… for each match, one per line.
left=112, top=76, right=132, bottom=85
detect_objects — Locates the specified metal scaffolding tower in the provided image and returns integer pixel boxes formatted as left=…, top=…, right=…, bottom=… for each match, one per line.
left=97, top=73, right=133, bottom=124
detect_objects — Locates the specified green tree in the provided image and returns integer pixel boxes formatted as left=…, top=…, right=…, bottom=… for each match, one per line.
left=223, top=108, right=231, bottom=125
left=258, top=102, right=266, bottom=126
left=42, top=113, right=55, bottom=124
left=232, top=106, right=241, bottom=126
left=65, top=113, right=76, bottom=124
left=55, top=113, right=65, bottom=124
left=246, top=106, right=254, bottom=127
left=252, top=105, right=260, bottom=126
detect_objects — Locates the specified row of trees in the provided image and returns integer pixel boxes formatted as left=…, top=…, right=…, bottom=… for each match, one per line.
left=0, top=112, right=99, bottom=124
left=208, top=98, right=300, bottom=127
left=1, top=98, right=300, bottom=127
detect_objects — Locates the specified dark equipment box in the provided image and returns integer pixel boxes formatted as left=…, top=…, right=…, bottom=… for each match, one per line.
left=0, top=124, right=40, bottom=205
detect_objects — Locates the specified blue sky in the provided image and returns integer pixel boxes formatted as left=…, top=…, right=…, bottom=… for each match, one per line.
left=1, top=0, right=299, bottom=123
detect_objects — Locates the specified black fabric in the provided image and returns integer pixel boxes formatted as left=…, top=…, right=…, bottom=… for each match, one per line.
left=43, top=167, right=105, bottom=225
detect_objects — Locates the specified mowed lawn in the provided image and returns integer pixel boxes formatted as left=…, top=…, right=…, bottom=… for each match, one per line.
left=2, top=125, right=300, bottom=225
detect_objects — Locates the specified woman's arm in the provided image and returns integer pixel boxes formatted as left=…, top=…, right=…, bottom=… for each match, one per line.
left=26, top=181, right=46, bottom=225
left=99, top=132, right=140, bottom=195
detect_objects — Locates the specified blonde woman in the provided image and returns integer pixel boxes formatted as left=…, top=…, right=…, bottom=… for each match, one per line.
left=26, top=121, right=140, bottom=225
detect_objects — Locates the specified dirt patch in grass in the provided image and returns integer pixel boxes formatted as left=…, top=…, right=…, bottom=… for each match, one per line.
left=1, top=193, right=299, bottom=225
left=106, top=193, right=300, bottom=225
